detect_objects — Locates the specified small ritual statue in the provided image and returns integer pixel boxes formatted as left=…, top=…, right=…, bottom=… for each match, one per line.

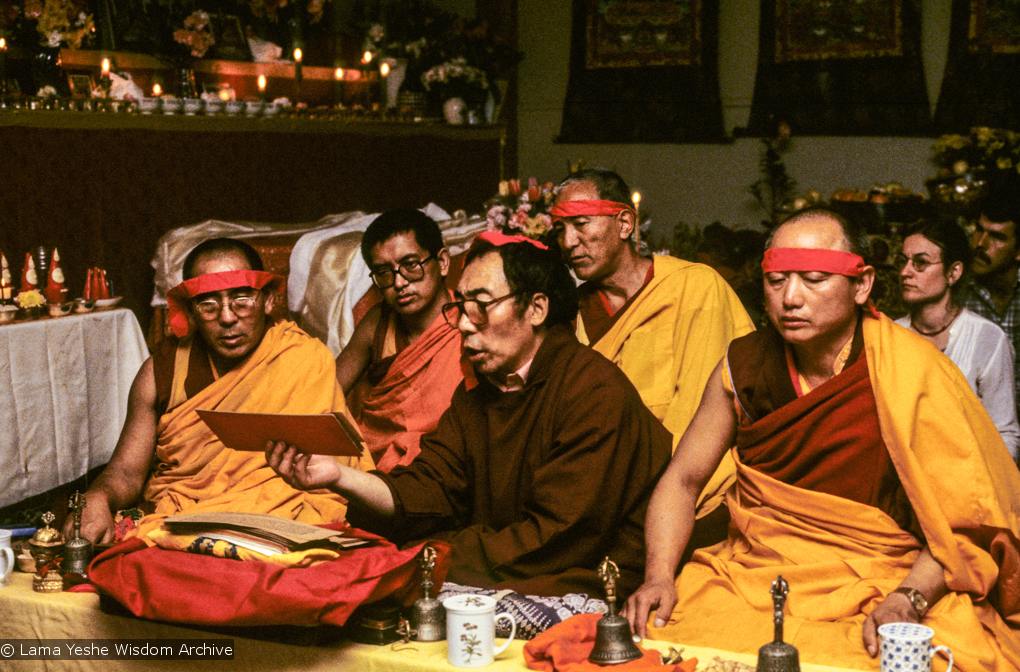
left=62, top=491, right=94, bottom=581
left=410, top=544, right=444, bottom=641
left=588, top=557, right=642, bottom=665
left=756, top=575, right=800, bottom=672
left=29, top=512, right=64, bottom=593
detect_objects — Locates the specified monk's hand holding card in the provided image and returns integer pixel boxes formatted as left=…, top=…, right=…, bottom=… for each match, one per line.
left=265, top=441, right=343, bottom=492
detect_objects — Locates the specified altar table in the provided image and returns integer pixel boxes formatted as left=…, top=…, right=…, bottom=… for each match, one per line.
left=0, top=309, right=148, bottom=509
left=0, top=571, right=870, bottom=672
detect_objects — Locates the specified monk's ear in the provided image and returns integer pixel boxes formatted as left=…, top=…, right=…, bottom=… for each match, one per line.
left=853, top=266, right=876, bottom=307
left=437, top=248, right=451, bottom=278
left=616, top=210, right=637, bottom=243
left=527, top=293, right=549, bottom=328
left=262, top=289, right=276, bottom=316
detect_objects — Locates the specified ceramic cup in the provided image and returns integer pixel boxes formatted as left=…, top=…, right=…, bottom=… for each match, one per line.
left=443, top=594, right=516, bottom=668
left=0, top=529, right=15, bottom=586
left=878, top=623, right=953, bottom=672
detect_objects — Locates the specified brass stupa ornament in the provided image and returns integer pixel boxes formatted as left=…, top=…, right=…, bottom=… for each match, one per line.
left=588, top=558, right=643, bottom=665
left=756, top=576, right=800, bottom=672
left=410, top=544, right=445, bottom=641
left=30, top=512, right=65, bottom=593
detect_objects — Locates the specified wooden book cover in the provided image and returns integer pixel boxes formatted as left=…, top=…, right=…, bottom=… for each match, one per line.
left=196, top=409, right=365, bottom=456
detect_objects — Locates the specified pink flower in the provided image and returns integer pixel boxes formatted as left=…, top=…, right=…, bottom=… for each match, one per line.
left=508, top=179, right=521, bottom=195
left=508, top=210, right=529, bottom=231
left=486, top=205, right=507, bottom=230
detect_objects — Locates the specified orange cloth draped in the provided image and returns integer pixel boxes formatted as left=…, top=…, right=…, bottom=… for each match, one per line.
left=650, top=314, right=1020, bottom=671
left=346, top=310, right=463, bottom=472
left=577, top=255, right=754, bottom=517
left=136, top=320, right=375, bottom=540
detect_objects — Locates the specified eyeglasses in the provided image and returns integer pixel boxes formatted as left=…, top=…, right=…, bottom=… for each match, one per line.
left=442, top=294, right=515, bottom=327
left=369, top=255, right=435, bottom=289
left=193, top=294, right=260, bottom=320
left=895, top=255, right=943, bottom=273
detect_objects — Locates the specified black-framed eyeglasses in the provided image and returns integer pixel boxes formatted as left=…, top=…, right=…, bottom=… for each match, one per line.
left=895, top=254, right=943, bottom=273
left=369, top=255, right=435, bottom=289
left=193, top=293, right=260, bottom=320
left=442, top=294, right=515, bottom=327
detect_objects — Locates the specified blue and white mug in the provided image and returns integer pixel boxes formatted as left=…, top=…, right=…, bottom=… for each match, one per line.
left=878, top=622, right=953, bottom=672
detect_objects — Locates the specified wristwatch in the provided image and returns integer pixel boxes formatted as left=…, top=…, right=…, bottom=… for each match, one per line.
left=892, top=587, right=929, bottom=617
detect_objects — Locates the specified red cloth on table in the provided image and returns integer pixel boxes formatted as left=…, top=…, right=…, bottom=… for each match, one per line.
left=88, top=524, right=449, bottom=627
left=523, top=613, right=697, bottom=672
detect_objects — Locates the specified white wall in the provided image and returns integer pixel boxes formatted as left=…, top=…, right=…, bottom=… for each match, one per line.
left=517, top=0, right=956, bottom=233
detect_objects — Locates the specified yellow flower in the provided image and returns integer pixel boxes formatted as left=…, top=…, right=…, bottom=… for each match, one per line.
left=16, top=289, right=45, bottom=309
left=946, top=135, right=967, bottom=150
left=524, top=215, right=551, bottom=239
left=498, top=180, right=509, bottom=197
left=953, top=160, right=969, bottom=175
left=998, top=157, right=1014, bottom=170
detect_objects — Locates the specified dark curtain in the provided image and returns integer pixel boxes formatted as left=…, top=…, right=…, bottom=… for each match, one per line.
left=557, top=0, right=725, bottom=144
left=934, top=0, right=1020, bottom=133
left=748, top=0, right=931, bottom=137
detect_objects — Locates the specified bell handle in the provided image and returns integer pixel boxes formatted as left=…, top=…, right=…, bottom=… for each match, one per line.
left=492, top=612, right=516, bottom=656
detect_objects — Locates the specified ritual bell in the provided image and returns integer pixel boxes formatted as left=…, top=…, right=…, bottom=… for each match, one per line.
left=756, top=575, right=800, bottom=672
left=588, top=557, right=643, bottom=666
left=61, top=491, right=94, bottom=579
left=29, top=512, right=65, bottom=593
left=410, top=544, right=445, bottom=641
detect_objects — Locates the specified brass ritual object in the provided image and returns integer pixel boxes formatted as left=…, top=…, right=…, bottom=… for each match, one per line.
left=61, top=491, right=94, bottom=578
left=588, top=557, right=643, bottom=665
left=756, top=575, right=800, bottom=672
left=29, top=512, right=65, bottom=593
left=410, top=544, right=445, bottom=641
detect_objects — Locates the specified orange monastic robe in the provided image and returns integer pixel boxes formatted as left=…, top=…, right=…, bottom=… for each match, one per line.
left=136, top=320, right=375, bottom=540
left=346, top=308, right=463, bottom=472
left=650, top=314, right=1020, bottom=671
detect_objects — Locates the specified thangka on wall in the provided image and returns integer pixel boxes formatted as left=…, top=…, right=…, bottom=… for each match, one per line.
left=748, top=0, right=931, bottom=137
left=934, top=0, right=1020, bottom=133
left=558, top=0, right=725, bottom=143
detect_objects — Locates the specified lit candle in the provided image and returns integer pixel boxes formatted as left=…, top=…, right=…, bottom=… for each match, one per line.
left=379, top=61, right=390, bottom=109
left=218, top=88, right=231, bottom=102
left=631, top=191, right=642, bottom=243
left=362, top=51, right=373, bottom=65
left=0, top=38, right=6, bottom=92
left=100, top=57, right=111, bottom=95
left=293, top=47, right=303, bottom=95
left=152, top=82, right=162, bottom=97
left=257, top=74, right=267, bottom=101
left=334, top=67, right=344, bottom=107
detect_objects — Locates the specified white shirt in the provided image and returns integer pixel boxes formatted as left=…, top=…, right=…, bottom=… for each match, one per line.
left=897, top=309, right=1020, bottom=460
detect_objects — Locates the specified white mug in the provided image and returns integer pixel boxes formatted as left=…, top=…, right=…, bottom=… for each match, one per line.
left=0, top=529, right=15, bottom=586
left=878, top=622, right=953, bottom=672
left=443, top=594, right=516, bottom=668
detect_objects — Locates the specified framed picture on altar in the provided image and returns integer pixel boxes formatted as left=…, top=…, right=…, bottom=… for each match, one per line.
left=209, top=14, right=251, bottom=62
left=67, top=73, right=95, bottom=97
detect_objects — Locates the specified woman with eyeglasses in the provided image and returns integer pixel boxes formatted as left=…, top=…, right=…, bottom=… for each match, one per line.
left=895, top=219, right=1019, bottom=459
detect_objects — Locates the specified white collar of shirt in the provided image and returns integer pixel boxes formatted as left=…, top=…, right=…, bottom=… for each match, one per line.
left=488, top=358, right=535, bottom=393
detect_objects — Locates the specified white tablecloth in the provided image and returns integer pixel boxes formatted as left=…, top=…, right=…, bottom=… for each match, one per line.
left=0, top=308, right=148, bottom=508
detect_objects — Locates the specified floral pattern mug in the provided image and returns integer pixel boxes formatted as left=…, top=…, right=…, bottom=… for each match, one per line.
left=443, top=594, right=516, bottom=668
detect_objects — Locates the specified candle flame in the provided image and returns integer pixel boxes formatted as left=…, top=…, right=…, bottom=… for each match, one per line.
left=219, top=89, right=231, bottom=102
left=380, top=62, right=390, bottom=77
left=362, top=50, right=373, bottom=64
left=257, top=74, right=266, bottom=91
left=293, top=48, right=302, bottom=63
left=632, top=191, right=642, bottom=206
left=101, top=57, right=110, bottom=74
left=0, top=38, right=6, bottom=50
left=152, top=83, right=162, bottom=96
left=335, top=68, right=344, bottom=81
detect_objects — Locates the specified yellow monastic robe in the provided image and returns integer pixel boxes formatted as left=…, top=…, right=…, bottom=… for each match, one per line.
left=136, top=320, right=375, bottom=539
left=650, top=314, right=1020, bottom=671
left=577, top=255, right=754, bottom=515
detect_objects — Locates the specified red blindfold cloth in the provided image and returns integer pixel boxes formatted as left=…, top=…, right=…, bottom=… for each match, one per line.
left=470, top=229, right=549, bottom=250
left=548, top=199, right=636, bottom=222
left=762, top=248, right=866, bottom=277
left=166, top=270, right=284, bottom=338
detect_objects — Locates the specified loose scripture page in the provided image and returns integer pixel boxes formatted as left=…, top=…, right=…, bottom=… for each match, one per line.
left=196, top=409, right=365, bottom=456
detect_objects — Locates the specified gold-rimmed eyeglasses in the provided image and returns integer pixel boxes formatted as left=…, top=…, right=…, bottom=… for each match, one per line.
left=370, top=255, right=435, bottom=289
left=895, top=255, right=943, bottom=273
left=193, top=294, right=260, bottom=320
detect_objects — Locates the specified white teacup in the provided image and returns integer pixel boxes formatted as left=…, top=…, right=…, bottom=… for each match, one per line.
left=443, top=594, right=516, bottom=668
left=0, top=529, right=15, bottom=587
left=878, top=622, right=953, bottom=672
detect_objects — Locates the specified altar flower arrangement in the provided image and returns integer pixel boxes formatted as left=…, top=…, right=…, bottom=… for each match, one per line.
left=173, top=10, right=215, bottom=58
left=22, top=0, right=93, bottom=49
left=15, top=289, right=45, bottom=309
left=932, top=127, right=1020, bottom=177
left=485, top=178, right=556, bottom=242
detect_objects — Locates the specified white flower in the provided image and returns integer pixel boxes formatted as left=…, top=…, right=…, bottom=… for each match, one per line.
left=47, top=30, right=62, bottom=48
left=369, top=23, right=385, bottom=43
left=37, top=85, right=58, bottom=98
